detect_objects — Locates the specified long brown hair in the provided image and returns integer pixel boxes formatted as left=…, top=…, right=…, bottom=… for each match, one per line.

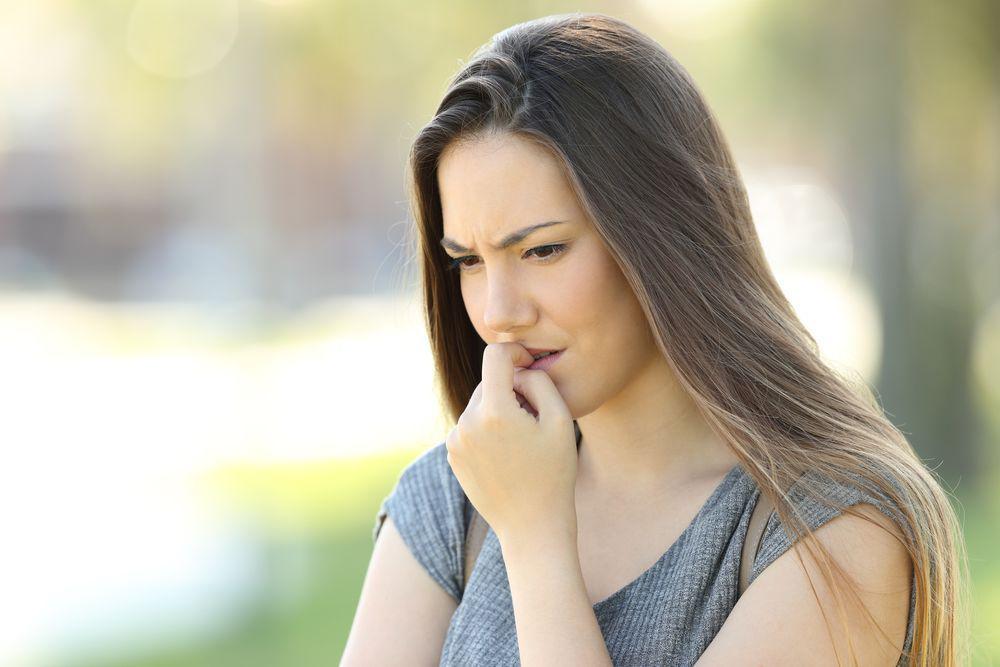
left=404, top=12, right=969, bottom=665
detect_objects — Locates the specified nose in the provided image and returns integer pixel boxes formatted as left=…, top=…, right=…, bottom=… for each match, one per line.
left=482, top=274, right=536, bottom=334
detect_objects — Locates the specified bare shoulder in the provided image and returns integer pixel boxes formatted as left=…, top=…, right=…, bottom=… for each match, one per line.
left=340, top=515, right=458, bottom=666
left=696, top=503, right=913, bottom=666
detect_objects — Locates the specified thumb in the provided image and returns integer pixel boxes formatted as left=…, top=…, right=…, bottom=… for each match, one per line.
left=512, top=368, right=569, bottom=423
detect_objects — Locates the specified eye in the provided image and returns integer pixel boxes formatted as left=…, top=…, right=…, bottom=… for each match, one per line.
left=445, top=243, right=568, bottom=273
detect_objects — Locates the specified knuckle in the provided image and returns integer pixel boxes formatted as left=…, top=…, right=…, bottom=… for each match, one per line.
left=446, top=427, right=466, bottom=455
left=516, top=370, right=540, bottom=387
left=480, top=408, right=503, bottom=428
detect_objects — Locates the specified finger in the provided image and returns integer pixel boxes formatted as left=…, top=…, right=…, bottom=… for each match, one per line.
left=469, top=380, right=484, bottom=410
left=513, top=387, right=538, bottom=418
left=480, top=342, right=534, bottom=409
left=512, top=368, right=570, bottom=424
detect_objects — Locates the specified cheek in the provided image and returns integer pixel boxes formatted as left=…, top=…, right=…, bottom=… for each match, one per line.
left=568, top=244, right=640, bottom=324
left=569, top=245, right=657, bottom=363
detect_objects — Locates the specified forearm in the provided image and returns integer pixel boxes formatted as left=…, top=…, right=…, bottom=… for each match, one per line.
left=498, top=521, right=613, bottom=667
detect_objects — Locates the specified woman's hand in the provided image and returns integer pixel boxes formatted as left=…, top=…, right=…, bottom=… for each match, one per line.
left=445, top=342, right=578, bottom=544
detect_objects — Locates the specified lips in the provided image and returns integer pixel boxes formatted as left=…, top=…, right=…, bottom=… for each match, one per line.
left=525, top=347, right=561, bottom=357
left=527, top=349, right=563, bottom=371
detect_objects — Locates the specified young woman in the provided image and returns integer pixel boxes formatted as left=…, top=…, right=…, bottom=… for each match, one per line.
left=342, top=13, right=969, bottom=666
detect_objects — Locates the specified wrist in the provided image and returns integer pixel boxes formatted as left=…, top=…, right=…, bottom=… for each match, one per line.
left=496, top=512, right=578, bottom=556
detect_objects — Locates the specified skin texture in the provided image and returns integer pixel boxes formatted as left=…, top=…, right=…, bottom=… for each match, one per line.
left=340, top=516, right=458, bottom=666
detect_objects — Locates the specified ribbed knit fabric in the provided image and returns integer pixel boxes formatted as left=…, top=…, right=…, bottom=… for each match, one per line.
left=372, top=443, right=916, bottom=666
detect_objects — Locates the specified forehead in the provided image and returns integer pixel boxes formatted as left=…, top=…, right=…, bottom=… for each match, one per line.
left=437, top=134, right=577, bottom=240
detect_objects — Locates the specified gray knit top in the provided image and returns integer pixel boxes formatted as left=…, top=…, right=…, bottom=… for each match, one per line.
left=372, top=442, right=916, bottom=666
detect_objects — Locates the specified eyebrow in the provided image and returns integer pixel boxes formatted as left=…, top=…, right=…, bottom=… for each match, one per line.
left=439, top=220, right=568, bottom=254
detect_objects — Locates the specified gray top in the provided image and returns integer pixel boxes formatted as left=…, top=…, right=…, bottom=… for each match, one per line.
left=373, top=442, right=916, bottom=666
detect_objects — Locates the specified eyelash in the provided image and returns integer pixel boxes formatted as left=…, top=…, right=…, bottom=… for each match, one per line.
left=446, top=243, right=568, bottom=273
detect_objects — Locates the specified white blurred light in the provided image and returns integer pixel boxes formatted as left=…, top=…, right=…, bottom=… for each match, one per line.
left=0, top=291, right=446, bottom=665
left=745, top=166, right=855, bottom=273
left=744, top=166, right=879, bottom=380
left=0, top=2, right=87, bottom=149
left=253, top=327, right=441, bottom=462
left=778, top=267, right=883, bottom=381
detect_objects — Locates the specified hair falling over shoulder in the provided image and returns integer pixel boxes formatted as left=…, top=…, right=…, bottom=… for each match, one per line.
left=403, top=13, right=971, bottom=665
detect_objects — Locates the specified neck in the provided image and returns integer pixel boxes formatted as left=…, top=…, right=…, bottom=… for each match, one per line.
left=574, top=361, right=739, bottom=499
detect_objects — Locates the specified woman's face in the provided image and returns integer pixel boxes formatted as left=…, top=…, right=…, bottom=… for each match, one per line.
left=437, top=132, right=662, bottom=417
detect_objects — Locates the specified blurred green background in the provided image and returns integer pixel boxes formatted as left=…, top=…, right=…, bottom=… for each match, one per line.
left=1, top=0, right=997, bottom=665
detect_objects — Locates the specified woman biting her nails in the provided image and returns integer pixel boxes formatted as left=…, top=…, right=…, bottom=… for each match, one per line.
left=342, top=12, right=967, bottom=667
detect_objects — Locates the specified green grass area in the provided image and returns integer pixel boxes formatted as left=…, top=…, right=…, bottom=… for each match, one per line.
left=56, top=446, right=419, bottom=667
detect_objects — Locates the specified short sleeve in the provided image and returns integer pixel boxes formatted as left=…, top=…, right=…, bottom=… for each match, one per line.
left=748, top=469, right=917, bottom=665
left=371, top=442, right=467, bottom=602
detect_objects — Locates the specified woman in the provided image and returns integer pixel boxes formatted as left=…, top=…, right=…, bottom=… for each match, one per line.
left=342, top=13, right=969, bottom=666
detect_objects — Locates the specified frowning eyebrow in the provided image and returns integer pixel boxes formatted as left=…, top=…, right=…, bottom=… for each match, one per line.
left=439, top=220, right=568, bottom=254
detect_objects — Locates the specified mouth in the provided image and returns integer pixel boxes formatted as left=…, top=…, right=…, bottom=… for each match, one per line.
left=527, top=349, right=564, bottom=371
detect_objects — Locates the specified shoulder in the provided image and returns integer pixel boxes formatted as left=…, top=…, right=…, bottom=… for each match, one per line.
left=381, top=441, right=456, bottom=502
left=699, top=469, right=916, bottom=666
left=750, top=467, right=912, bottom=585
left=372, top=442, right=469, bottom=602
